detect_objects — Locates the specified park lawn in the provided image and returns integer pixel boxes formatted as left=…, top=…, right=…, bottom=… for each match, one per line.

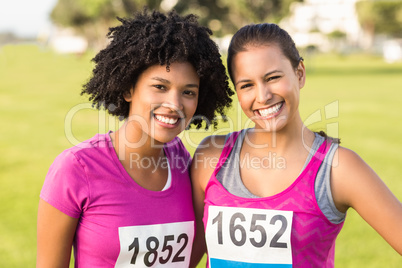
left=0, top=45, right=401, bottom=267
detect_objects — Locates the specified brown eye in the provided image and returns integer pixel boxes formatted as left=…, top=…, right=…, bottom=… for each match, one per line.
left=183, top=90, right=197, bottom=97
left=266, top=76, right=281, bottom=82
left=239, top=83, right=252, bottom=90
left=153, top=85, right=166, bottom=91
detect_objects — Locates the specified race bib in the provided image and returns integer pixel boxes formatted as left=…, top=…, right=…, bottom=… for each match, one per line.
left=115, top=221, right=194, bottom=267
left=206, top=206, right=293, bottom=267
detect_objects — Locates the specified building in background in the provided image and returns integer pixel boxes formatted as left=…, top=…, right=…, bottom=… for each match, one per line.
left=46, top=27, right=88, bottom=54
left=383, top=39, right=402, bottom=63
left=279, top=0, right=402, bottom=62
left=281, top=0, right=363, bottom=53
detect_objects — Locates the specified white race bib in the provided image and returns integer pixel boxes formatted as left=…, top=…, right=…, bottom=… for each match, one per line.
left=206, top=206, right=293, bottom=267
left=115, top=221, right=194, bottom=267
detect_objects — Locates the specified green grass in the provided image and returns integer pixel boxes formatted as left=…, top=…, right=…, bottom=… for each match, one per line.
left=1, top=45, right=401, bottom=267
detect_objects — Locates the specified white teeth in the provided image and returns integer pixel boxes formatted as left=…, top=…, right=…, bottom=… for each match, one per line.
left=259, top=102, right=283, bottom=117
left=155, top=115, right=179, bottom=125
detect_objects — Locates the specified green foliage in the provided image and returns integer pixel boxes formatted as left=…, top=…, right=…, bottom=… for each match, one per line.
left=356, top=0, right=402, bottom=37
left=196, top=0, right=303, bottom=35
left=50, top=0, right=151, bottom=48
left=327, top=30, right=347, bottom=39
left=51, top=0, right=145, bottom=26
left=237, top=0, right=302, bottom=24
left=51, top=0, right=90, bottom=26
left=1, top=45, right=401, bottom=267
left=173, top=0, right=235, bottom=37
left=50, top=0, right=301, bottom=47
left=80, top=0, right=113, bottom=18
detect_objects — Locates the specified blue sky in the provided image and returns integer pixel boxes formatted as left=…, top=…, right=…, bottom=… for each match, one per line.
left=0, top=0, right=57, bottom=38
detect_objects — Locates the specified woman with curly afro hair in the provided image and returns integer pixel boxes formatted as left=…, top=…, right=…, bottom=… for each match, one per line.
left=37, top=9, right=233, bottom=267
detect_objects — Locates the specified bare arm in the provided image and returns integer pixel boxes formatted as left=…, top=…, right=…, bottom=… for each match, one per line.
left=331, top=147, right=402, bottom=255
left=189, top=135, right=226, bottom=268
left=37, top=199, right=79, bottom=268
left=189, top=163, right=207, bottom=268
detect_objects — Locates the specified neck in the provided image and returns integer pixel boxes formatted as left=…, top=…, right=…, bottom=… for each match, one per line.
left=111, top=120, right=165, bottom=161
left=247, top=117, right=315, bottom=154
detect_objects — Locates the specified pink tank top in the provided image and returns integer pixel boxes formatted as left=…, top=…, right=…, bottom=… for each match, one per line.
left=203, top=131, right=344, bottom=267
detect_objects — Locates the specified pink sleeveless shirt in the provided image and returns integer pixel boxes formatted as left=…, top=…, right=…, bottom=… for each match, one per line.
left=203, top=131, right=344, bottom=267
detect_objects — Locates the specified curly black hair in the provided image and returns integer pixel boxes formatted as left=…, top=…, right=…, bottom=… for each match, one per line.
left=81, top=8, right=234, bottom=129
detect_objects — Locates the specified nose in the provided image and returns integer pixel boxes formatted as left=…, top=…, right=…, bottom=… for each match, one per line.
left=163, top=90, right=184, bottom=111
left=256, top=84, right=273, bottom=104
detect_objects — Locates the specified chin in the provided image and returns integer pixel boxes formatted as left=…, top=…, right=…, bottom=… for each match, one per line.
left=153, top=132, right=182, bottom=145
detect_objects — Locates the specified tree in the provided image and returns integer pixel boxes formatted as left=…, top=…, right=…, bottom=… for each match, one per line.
left=51, top=0, right=157, bottom=49
left=356, top=0, right=402, bottom=47
left=174, top=0, right=302, bottom=36
left=173, top=0, right=234, bottom=37
left=224, top=0, right=302, bottom=26
left=50, top=0, right=301, bottom=49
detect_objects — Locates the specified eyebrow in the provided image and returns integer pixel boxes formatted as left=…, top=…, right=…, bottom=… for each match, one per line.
left=235, top=70, right=282, bottom=86
left=152, top=77, right=170, bottom=84
left=151, top=77, right=199, bottom=88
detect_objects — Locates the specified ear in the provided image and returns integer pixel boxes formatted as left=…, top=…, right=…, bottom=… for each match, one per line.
left=296, top=61, right=306, bottom=89
left=123, top=89, right=133, bottom=102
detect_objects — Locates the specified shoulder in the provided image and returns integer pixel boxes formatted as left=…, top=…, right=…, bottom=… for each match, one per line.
left=42, top=148, right=92, bottom=218
left=332, top=146, right=368, bottom=174
left=166, top=137, right=189, bottom=154
left=165, top=137, right=192, bottom=171
left=70, top=133, right=110, bottom=152
left=190, top=134, right=228, bottom=190
left=194, top=134, right=227, bottom=159
left=331, top=146, right=368, bottom=185
left=47, top=143, right=95, bottom=181
left=330, top=146, right=381, bottom=211
left=62, top=133, right=111, bottom=160
left=48, top=133, right=111, bottom=177
left=48, top=150, right=82, bottom=181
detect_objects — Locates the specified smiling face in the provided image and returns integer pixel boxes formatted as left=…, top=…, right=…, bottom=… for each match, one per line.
left=232, top=45, right=305, bottom=133
left=124, top=61, right=199, bottom=145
